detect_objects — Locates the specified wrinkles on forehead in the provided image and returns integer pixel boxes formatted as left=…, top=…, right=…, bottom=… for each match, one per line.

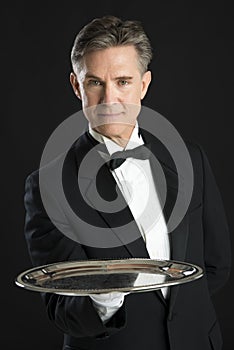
left=75, top=46, right=141, bottom=82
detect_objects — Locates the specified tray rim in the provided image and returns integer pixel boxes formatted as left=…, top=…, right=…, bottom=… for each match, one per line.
left=15, top=258, right=203, bottom=296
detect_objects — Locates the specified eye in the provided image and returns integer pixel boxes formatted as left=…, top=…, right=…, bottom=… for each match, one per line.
left=88, top=80, right=102, bottom=86
left=118, top=80, right=129, bottom=86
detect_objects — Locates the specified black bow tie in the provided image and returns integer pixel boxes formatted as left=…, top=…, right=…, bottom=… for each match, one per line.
left=106, top=144, right=151, bottom=170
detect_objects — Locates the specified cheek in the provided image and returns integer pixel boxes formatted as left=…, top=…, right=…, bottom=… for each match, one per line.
left=82, top=90, right=100, bottom=106
left=123, top=88, right=142, bottom=103
left=80, top=94, right=91, bottom=108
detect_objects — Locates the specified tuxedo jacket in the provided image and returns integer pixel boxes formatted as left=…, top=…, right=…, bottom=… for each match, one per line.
left=24, top=128, right=231, bottom=350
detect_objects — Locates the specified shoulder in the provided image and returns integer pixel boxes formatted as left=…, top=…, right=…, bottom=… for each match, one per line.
left=184, top=139, right=212, bottom=175
left=25, top=132, right=92, bottom=184
left=184, top=139, right=204, bottom=158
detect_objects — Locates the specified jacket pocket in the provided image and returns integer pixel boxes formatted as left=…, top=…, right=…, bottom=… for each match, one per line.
left=208, top=320, right=223, bottom=350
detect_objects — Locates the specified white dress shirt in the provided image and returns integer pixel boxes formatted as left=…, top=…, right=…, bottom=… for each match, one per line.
left=88, top=123, right=170, bottom=323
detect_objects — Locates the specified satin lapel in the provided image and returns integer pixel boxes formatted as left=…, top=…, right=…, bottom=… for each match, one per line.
left=84, top=163, right=167, bottom=306
left=140, top=129, right=189, bottom=309
left=76, top=132, right=149, bottom=258
left=77, top=131, right=189, bottom=308
left=147, top=151, right=179, bottom=307
left=140, top=128, right=179, bottom=224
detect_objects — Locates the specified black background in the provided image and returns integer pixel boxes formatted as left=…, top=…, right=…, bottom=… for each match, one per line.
left=2, top=1, right=234, bottom=349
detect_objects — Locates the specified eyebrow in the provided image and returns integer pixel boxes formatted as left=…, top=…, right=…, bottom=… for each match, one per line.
left=85, top=74, right=133, bottom=81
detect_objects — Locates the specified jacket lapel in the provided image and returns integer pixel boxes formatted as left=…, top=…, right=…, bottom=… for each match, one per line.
left=140, top=129, right=190, bottom=310
left=76, top=132, right=148, bottom=257
left=75, top=130, right=189, bottom=310
left=81, top=160, right=171, bottom=303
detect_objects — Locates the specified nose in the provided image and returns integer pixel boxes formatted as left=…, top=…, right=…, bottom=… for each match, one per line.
left=100, top=84, right=118, bottom=104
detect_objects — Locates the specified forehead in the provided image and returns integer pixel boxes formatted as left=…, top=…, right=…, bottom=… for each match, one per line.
left=79, top=45, right=140, bottom=77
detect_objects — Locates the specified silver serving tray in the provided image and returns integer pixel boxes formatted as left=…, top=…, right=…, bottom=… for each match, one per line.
left=15, top=258, right=203, bottom=296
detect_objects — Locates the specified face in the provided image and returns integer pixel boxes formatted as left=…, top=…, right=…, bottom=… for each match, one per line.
left=70, top=45, right=151, bottom=142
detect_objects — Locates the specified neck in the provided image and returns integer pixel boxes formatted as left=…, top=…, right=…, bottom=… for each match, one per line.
left=104, top=135, right=129, bottom=148
left=93, top=124, right=135, bottom=148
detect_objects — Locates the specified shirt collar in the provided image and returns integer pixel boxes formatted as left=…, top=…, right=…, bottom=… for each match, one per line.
left=88, top=122, right=144, bottom=156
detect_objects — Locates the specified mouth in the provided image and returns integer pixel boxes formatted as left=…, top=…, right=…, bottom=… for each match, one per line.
left=97, top=112, right=124, bottom=118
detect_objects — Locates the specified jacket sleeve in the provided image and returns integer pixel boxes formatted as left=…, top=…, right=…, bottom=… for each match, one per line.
left=24, top=171, right=126, bottom=339
left=199, top=146, right=232, bottom=295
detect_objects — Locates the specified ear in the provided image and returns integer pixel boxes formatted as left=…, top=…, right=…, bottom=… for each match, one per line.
left=70, top=72, right=81, bottom=99
left=140, top=70, right=152, bottom=100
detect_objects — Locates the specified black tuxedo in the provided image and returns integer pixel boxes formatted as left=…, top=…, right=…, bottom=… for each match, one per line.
left=24, top=128, right=231, bottom=350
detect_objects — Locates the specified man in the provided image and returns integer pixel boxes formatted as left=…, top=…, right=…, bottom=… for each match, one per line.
left=24, top=15, right=231, bottom=350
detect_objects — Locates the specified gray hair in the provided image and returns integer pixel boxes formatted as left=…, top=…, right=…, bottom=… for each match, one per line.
left=71, top=15, right=153, bottom=75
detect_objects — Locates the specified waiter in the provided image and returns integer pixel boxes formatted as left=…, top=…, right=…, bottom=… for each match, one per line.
left=24, top=15, right=231, bottom=350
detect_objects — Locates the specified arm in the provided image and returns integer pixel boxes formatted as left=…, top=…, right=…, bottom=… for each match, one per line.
left=200, top=146, right=232, bottom=295
left=24, top=171, right=126, bottom=338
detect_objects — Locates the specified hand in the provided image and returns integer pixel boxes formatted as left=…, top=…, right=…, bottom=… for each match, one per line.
left=89, top=291, right=129, bottom=308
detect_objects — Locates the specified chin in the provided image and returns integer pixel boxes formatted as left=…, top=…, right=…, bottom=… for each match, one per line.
left=95, top=124, right=134, bottom=140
